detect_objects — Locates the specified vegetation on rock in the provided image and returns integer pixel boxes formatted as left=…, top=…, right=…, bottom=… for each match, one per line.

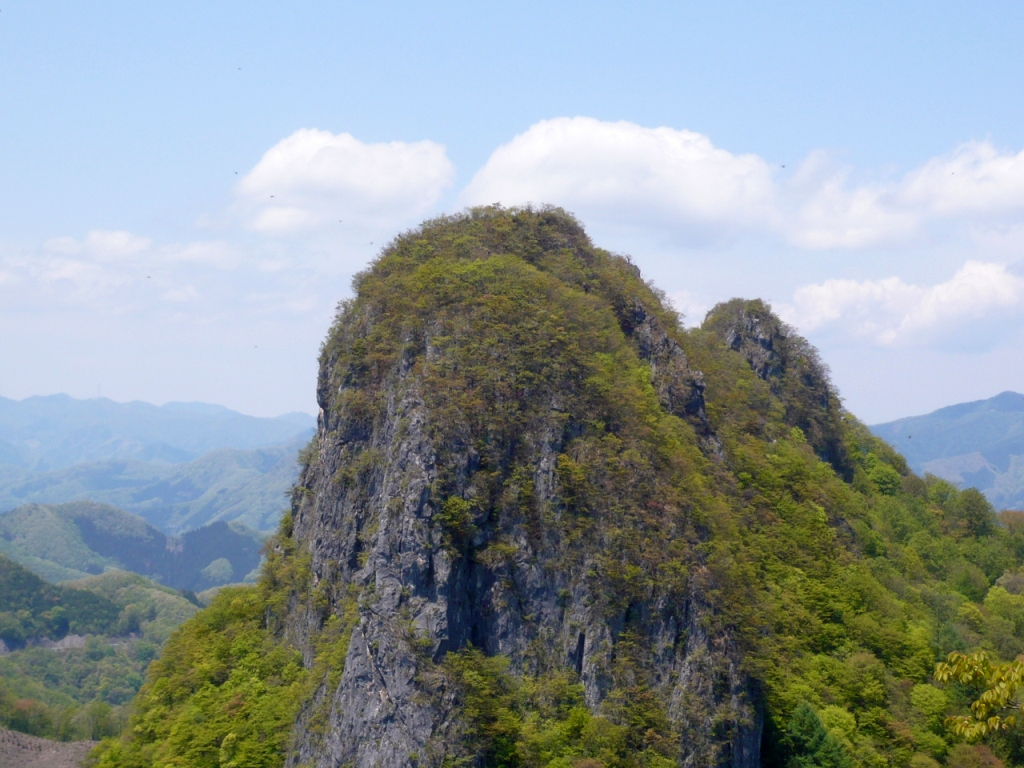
left=90, top=207, right=1024, bottom=768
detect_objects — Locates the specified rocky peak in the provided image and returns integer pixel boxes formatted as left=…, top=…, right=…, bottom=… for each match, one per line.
left=702, top=298, right=852, bottom=478
left=285, top=208, right=760, bottom=768
left=702, top=298, right=785, bottom=382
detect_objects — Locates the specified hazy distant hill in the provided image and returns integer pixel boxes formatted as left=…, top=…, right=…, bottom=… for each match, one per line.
left=0, top=433, right=306, bottom=533
left=0, top=395, right=314, bottom=532
left=871, top=390, right=1024, bottom=510
left=0, top=553, right=121, bottom=645
left=0, top=394, right=313, bottom=471
left=0, top=501, right=264, bottom=591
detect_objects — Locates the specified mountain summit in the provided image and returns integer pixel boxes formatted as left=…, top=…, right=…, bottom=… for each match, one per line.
left=97, top=208, right=1023, bottom=768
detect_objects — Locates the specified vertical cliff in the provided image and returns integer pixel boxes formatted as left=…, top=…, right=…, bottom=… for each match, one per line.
left=285, top=207, right=759, bottom=767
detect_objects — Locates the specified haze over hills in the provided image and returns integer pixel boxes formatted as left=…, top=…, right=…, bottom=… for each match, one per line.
left=0, top=434, right=307, bottom=533
left=0, top=395, right=314, bottom=533
left=0, top=501, right=264, bottom=590
left=871, top=391, right=1024, bottom=511
left=0, top=394, right=314, bottom=471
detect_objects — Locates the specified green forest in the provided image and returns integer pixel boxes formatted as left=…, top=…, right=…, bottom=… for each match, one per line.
left=0, top=558, right=198, bottom=741
left=62, top=207, right=1024, bottom=768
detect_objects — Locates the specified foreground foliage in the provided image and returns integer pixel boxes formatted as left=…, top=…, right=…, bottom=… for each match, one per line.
left=93, top=587, right=304, bottom=768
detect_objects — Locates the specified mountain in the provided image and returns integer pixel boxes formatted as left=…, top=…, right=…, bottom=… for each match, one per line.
left=871, top=391, right=1024, bottom=510
left=0, top=394, right=314, bottom=472
left=94, top=208, right=1024, bottom=768
left=0, top=395, right=314, bottom=534
left=0, top=558, right=199, bottom=741
left=0, top=501, right=264, bottom=590
left=0, top=434, right=307, bottom=533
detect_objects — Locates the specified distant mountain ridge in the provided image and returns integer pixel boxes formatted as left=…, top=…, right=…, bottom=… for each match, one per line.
left=0, top=395, right=314, bottom=532
left=870, top=390, right=1024, bottom=510
left=0, top=501, right=264, bottom=591
left=0, top=394, right=314, bottom=471
left=0, top=433, right=307, bottom=532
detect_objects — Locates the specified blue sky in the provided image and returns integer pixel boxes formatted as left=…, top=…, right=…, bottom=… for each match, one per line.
left=1, top=1, right=1023, bottom=422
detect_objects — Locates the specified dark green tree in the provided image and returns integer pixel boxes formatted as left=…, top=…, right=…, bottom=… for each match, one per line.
left=785, top=703, right=851, bottom=768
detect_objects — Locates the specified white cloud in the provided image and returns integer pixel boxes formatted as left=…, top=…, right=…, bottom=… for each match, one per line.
left=780, top=261, right=1024, bottom=347
left=462, top=118, right=1024, bottom=250
left=162, top=285, right=201, bottom=303
left=166, top=241, right=238, bottom=268
left=0, top=231, right=243, bottom=314
left=235, top=128, right=455, bottom=236
left=899, top=141, right=1024, bottom=216
left=84, top=230, right=153, bottom=258
left=460, top=117, right=777, bottom=243
left=43, top=230, right=153, bottom=259
left=668, top=290, right=714, bottom=327
left=784, top=151, right=918, bottom=249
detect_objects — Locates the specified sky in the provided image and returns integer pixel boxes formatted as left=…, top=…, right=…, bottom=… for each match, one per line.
left=1, top=2, right=1022, bottom=423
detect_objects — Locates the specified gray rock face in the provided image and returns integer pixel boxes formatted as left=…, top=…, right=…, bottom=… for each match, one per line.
left=284, top=214, right=762, bottom=768
left=703, top=298, right=851, bottom=479
left=702, top=299, right=786, bottom=385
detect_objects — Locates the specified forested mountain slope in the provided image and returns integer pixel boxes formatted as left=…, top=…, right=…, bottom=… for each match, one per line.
left=0, top=558, right=199, bottom=741
left=0, top=434, right=308, bottom=534
left=871, top=392, right=1024, bottom=511
left=0, top=501, right=264, bottom=589
left=95, top=207, right=1024, bottom=768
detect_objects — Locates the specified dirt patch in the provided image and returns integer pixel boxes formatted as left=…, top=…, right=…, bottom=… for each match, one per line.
left=0, top=727, right=95, bottom=768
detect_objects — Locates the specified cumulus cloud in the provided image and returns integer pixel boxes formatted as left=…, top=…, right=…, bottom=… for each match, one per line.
left=460, top=117, right=777, bottom=243
left=461, top=118, right=1024, bottom=250
left=780, top=261, right=1024, bottom=347
left=899, top=141, right=1024, bottom=216
left=789, top=142, right=1024, bottom=249
left=667, top=290, right=714, bottom=327
left=235, top=128, right=455, bottom=236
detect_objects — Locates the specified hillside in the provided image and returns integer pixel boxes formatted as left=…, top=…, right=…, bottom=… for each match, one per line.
left=93, top=207, right=1024, bottom=768
left=871, top=391, right=1024, bottom=511
left=0, top=501, right=264, bottom=590
left=0, top=433, right=308, bottom=534
left=0, top=555, right=121, bottom=647
left=0, top=394, right=313, bottom=471
left=0, top=561, right=198, bottom=741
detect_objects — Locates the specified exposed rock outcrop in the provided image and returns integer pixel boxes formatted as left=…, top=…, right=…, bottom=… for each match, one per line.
left=285, top=208, right=761, bottom=768
left=703, top=298, right=852, bottom=479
